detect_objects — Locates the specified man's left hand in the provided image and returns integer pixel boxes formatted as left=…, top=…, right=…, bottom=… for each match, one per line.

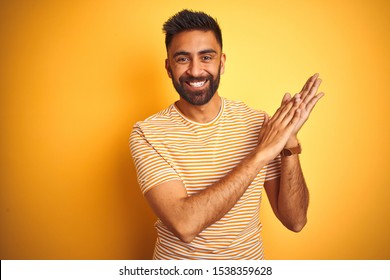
left=282, top=73, right=325, bottom=147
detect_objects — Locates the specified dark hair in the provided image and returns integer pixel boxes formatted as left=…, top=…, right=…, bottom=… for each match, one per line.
left=162, top=9, right=223, bottom=50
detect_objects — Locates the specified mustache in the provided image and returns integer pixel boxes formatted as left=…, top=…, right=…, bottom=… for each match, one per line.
left=179, top=74, right=213, bottom=83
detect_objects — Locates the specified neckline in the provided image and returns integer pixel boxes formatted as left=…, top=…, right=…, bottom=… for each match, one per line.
left=173, top=97, right=225, bottom=126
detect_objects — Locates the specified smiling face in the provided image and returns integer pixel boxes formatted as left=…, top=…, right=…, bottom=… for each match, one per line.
left=165, top=30, right=226, bottom=106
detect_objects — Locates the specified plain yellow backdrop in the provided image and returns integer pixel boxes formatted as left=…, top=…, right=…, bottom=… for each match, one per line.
left=1, top=0, right=389, bottom=259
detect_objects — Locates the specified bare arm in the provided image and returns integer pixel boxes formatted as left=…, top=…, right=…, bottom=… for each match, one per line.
left=264, top=149, right=309, bottom=232
left=146, top=148, right=267, bottom=243
left=265, top=74, right=324, bottom=232
left=145, top=98, right=302, bottom=243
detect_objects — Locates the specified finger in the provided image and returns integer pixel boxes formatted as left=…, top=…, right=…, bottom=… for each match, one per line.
left=305, top=92, right=325, bottom=113
left=273, top=93, right=292, bottom=121
left=271, top=99, right=295, bottom=124
left=289, top=108, right=301, bottom=128
left=300, top=74, right=319, bottom=102
left=281, top=92, right=291, bottom=106
left=300, top=73, right=319, bottom=95
left=293, top=93, right=301, bottom=101
left=270, top=103, right=287, bottom=123
left=281, top=96, right=301, bottom=126
left=280, top=108, right=301, bottom=138
left=272, top=92, right=301, bottom=123
left=302, top=78, right=322, bottom=106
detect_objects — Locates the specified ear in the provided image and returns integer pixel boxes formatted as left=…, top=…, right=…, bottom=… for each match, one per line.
left=220, top=53, right=226, bottom=75
left=165, top=59, right=172, bottom=78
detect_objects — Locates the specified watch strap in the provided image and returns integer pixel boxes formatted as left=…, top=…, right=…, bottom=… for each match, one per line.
left=281, top=143, right=302, bottom=156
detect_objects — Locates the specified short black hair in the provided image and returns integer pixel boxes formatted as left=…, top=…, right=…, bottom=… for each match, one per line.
left=162, top=9, right=222, bottom=50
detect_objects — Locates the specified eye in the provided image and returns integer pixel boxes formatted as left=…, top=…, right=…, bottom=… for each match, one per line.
left=202, top=55, right=212, bottom=61
left=176, top=57, right=190, bottom=63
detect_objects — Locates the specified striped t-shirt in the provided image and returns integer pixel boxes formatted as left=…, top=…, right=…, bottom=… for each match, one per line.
left=130, top=97, right=281, bottom=259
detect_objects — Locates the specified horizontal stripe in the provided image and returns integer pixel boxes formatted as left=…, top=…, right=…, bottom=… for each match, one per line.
left=130, top=97, right=281, bottom=260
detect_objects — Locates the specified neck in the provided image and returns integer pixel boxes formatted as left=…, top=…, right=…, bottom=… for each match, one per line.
left=175, top=93, right=222, bottom=123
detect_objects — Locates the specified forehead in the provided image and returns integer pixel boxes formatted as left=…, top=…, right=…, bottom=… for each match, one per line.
left=168, top=30, right=221, bottom=55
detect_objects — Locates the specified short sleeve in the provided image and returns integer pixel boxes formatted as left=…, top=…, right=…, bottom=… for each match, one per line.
left=129, top=123, right=181, bottom=195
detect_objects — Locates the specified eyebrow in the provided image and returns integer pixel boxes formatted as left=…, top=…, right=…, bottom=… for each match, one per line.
left=173, top=49, right=218, bottom=58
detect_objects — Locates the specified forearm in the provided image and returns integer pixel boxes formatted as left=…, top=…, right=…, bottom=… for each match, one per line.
left=173, top=147, right=267, bottom=242
left=278, top=151, right=309, bottom=232
left=146, top=99, right=302, bottom=242
left=270, top=73, right=324, bottom=231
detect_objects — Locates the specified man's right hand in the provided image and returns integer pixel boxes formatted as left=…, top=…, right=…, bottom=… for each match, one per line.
left=256, top=96, right=302, bottom=162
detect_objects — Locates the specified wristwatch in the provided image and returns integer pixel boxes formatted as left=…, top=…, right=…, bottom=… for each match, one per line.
left=281, top=143, right=301, bottom=156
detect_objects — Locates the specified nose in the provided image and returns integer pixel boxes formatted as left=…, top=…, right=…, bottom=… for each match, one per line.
left=186, top=58, right=203, bottom=77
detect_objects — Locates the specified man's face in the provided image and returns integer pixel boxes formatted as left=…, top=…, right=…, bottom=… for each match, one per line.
left=165, top=30, right=225, bottom=106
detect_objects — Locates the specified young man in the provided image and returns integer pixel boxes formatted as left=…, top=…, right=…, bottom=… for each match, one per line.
left=130, top=9, right=324, bottom=259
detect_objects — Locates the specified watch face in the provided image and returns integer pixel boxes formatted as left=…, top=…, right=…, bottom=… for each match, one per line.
left=284, top=149, right=293, bottom=156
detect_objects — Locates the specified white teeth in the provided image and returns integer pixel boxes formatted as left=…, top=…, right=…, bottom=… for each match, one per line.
left=189, top=81, right=206, bottom=87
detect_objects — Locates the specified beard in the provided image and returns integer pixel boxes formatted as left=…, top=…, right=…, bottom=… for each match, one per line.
left=169, top=66, right=221, bottom=106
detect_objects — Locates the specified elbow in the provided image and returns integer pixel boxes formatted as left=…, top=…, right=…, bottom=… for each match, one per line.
left=171, top=223, right=199, bottom=243
left=287, top=217, right=307, bottom=233
left=177, top=233, right=196, bottom=243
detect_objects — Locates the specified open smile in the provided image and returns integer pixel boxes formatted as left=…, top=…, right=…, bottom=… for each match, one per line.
left=185, top=80, right=208, bottom=88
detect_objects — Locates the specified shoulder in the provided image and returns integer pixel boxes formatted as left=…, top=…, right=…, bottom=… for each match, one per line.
left=132, top=104, right=178, bottom=132
left=130, top=104, right=186, bottom=147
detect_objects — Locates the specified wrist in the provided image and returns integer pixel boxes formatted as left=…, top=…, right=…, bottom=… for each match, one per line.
left=281, top=142, right=301, bottom=156
left=285, top=136, right=299, bottom=148
left=252, top=145, right=273, bottom=167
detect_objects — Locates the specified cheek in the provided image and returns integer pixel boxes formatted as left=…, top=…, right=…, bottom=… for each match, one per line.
left=168, top=66, right=181, bottom=81
left=169, top=64, right=183, bottom=76
left=205, top=62, right=222, bottom=75
left=169, top=69, right=183, bottom=84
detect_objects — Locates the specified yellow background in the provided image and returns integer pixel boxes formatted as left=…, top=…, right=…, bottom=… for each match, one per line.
left=1, top=0, right=389, bottom=259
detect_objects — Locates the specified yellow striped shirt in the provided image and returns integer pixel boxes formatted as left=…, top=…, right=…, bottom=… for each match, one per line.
left=130, top=97, right=281, bottom=259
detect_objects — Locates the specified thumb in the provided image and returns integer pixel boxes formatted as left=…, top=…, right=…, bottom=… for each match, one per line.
left=263, top=113, right=269, bottom=125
